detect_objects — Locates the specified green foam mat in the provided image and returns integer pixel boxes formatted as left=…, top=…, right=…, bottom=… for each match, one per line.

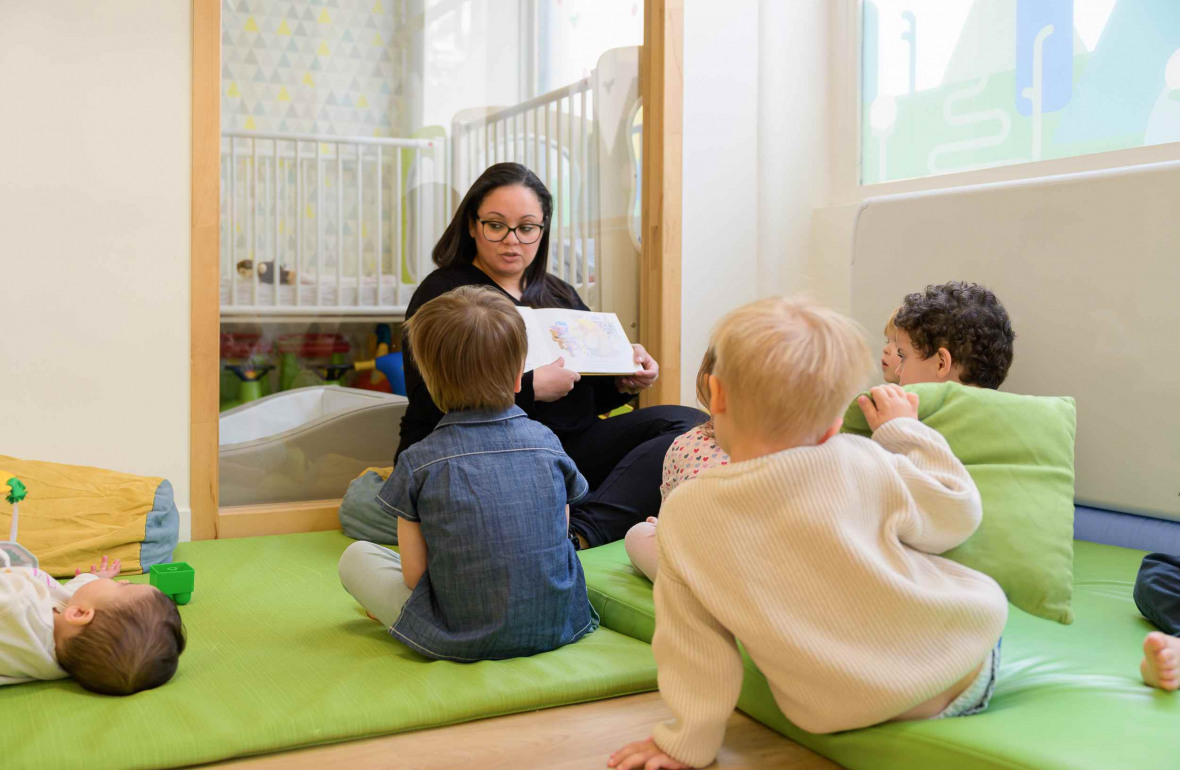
left=579, top=540, right=657, bottom=643
left=2, top=531, right=657, bottom=770
left=581, top=539, right=1180, bottom=769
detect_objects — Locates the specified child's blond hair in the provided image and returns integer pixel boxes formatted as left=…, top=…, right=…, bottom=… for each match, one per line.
left=711, top=296, right=873, bottom=443
left=884, top=307, right=900, bottom=338
left=406, top=285, right=527, bottom=412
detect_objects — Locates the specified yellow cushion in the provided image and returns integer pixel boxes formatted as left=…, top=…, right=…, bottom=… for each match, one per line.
left=359, top=466, right=393, bottom=481
left=0, top=455, right=173, bottom=576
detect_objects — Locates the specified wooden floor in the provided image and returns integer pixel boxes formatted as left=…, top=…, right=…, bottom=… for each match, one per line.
left=210, top=691, right=839, bottom=770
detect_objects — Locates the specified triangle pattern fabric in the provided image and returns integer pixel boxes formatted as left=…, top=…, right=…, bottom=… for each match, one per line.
left=221, top=0, right=400, bottom=148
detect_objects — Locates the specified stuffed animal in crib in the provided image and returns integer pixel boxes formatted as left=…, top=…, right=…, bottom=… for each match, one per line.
left=237, top=259, right=296, bottom=285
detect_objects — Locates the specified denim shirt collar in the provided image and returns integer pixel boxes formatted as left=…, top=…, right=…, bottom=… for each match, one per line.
left=437, top=405, right=527, bottom=428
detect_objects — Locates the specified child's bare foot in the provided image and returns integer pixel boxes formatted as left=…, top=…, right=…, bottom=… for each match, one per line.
left=1140, top=632, right=1180, bottom=691
left=366, top=611, right=381, bottom=623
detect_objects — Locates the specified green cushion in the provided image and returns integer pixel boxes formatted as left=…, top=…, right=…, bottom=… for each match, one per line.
left=580, top=540, right=657, bottom=643
left=842, top=382, right=1077, bottom=623
left=0, top=531, right=657, bottom=769
left=738, top=540, right=1180, bottom=769
left=581, top=538, right=1180, bottom=769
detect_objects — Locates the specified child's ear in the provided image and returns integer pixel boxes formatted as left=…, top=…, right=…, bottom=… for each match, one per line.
left=936, top=347, right=955, bottom=379
left=708, top=374, right=727, bottom=415
left=62, top=605, right=94, bottom=627
left=818, top=417, right=843, bottom=445
left=514, top=367, right=524, bottom=394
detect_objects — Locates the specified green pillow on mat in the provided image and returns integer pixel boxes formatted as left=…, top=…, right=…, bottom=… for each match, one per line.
left=842, top=382, right=1077, bottom=624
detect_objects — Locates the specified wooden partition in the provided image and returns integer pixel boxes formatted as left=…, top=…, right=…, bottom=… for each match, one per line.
left=191, top=0, right=220, bottom=540
left=640, top=0, right=683, bottom=408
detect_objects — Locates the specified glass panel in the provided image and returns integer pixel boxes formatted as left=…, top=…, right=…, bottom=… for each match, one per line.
left=861, top=0, right=1180, bottom=184
left=218, top=0, right=642, bottom=507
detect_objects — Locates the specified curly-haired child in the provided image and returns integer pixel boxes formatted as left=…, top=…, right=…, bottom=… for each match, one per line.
left=893, top=281, right=1015, bottom=388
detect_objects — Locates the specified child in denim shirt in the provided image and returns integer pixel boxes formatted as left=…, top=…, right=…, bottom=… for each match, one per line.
left=338, top=285, right=597, bottom=661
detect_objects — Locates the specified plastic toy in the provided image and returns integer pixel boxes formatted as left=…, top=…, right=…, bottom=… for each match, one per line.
left=221, top=333, right=274, bottom=409
left=1, top=475, right=38, bottom=569
left=353, top=352, right=406, bottom=396
left=149, top=562, right=195, bottom=605
left=275, top=333, right=352, bottom=390
left=222, top=363, right=275, bottom=410
left=317, top=363, right=355, bottom=386
left=354, top=324, right=395, bottom=393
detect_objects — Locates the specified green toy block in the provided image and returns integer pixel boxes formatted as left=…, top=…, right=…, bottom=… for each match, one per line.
left=149, top=562, right=195, bottom=605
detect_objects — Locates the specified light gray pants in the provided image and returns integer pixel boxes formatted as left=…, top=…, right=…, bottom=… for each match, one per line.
left=338, top=541, right=414, bottom=628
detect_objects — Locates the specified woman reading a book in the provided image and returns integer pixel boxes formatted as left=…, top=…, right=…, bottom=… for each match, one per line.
left=396, top=163, right=706, bottom=549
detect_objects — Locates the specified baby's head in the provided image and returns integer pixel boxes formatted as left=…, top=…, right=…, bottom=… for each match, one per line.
left=708, top=297, right=872, bottom=458
left=55, top=579, right=186, bottom=696
left=881, top=308, right=901, bottom=384
left=893, top=281, right=1014, bottom=389
left=407, top=285, right=527, bottom=412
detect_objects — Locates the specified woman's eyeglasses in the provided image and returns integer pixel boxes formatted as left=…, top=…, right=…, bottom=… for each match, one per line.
left=478, top=219, right=545, bottom=245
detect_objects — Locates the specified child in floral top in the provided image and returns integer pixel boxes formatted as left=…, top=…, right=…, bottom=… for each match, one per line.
left=625, top=347, right=729, bottom=580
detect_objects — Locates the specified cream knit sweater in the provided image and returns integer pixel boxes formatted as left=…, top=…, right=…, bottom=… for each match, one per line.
left=651, top=418, right=1008, bottom=766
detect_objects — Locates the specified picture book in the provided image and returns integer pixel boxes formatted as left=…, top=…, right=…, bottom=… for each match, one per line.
left=515, top=308, right=641, bottom=375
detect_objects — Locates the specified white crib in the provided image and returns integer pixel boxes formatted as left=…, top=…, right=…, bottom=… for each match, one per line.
left=219, top=131, right=447, bottom=317
left=219, top=47, right=642, bottom=329
left=450, top=46, right=643, bottom=332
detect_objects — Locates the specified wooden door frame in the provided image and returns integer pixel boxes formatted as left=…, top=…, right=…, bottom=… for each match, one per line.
left=189, top=0, right=684, bottom=540
left=191, top=0, right=220, bottom=541
left=639, top=0, right=682, bottom=409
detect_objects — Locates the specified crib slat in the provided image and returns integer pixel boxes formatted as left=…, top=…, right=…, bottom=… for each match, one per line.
left=593, top=97, right=603, bottom=312
left=465, top=125, right=473, bottom=192
left=568, top=93, right=576, bottom=291
left=316, top=141, right=323, bottom=308
left=251, top=137, right=258, bottom=306
left=437, top=141, right=447, bottom=274
left=415, top=147, right=424, bottom=288
left=356, top=143, right=363, bottom=308
left=230, top=139, right=237, bottom=306
left=376, top=145, right=383, bottom=307
left=394, top=147, right=403, bottom=293
left=337, top=142, right=344, bottom=305
left=273, top=139, right=281, bottom=307
left=581, top=88, right=589, bottom=301
left=296, top=141, right=302, bottom=308
left=555, top=100, right=564, bottom=283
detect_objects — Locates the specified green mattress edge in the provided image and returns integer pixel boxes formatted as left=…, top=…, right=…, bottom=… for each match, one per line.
left=579, top=538, right=1180, bottom=770
left=2, top=531, right=657, bottom=770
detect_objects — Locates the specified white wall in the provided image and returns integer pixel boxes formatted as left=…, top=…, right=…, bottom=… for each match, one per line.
left=680, top=0, right=833, bottom=403
left=0, top=2, right=192, bottom=537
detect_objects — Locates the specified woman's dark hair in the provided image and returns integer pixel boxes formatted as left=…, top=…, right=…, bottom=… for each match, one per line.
left=432, top=162, right=578, bottom=308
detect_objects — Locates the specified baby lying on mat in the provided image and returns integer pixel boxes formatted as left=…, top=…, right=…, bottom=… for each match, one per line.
left=1, top=555, right=186, bottom=695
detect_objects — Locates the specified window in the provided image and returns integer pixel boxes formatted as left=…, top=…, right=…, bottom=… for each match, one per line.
left=861, top=0, right=1180, bottom=184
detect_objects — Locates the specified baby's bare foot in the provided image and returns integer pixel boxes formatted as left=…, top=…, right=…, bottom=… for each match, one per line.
left=1140, top=632, right=1180, bottom=691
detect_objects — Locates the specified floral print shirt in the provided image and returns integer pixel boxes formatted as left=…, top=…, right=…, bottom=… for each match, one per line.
left=660, top=423, right=730, bottom=502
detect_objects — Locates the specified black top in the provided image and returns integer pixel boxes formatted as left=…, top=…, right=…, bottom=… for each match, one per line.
left=395, top=262, right=634, bottom=459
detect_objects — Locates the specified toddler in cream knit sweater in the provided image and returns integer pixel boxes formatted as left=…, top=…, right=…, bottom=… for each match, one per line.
left=610, top=297, right=1008, bottom=770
